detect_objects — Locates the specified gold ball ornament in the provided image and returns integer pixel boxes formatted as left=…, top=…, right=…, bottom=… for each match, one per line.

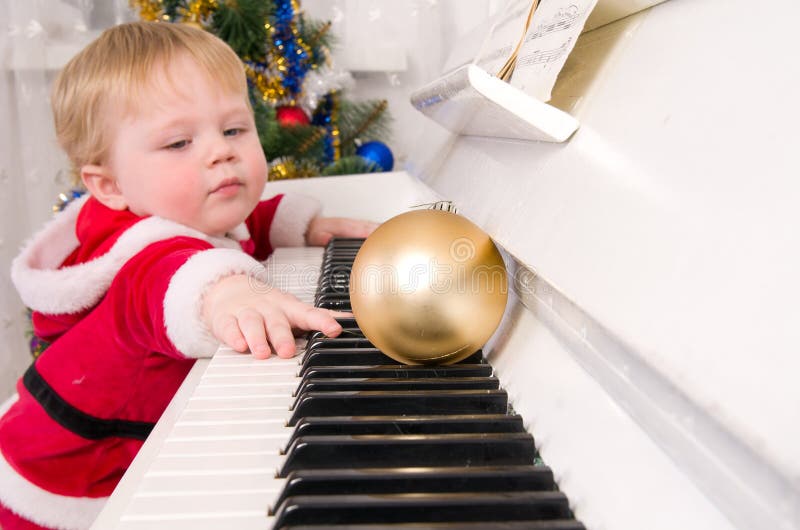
left=349, top=209, right=508, bottom=365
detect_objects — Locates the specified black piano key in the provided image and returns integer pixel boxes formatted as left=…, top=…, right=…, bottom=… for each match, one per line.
left=288, top=389, right=508, bottom=425
left=288, top=414, right=525, bottom=447
left=280, top=521, right=586, bottom=530
left=333, top=317, right=359, bottom=328
left=317, top=300, right=352, bottom=311
left=308, top=328, right=363, bottom=342
left=300, top=348, right=483, bottom=370
left=294, top=376, right=500, bottom=397
left=327, top=237, right=365, bottom=246
left=314, top=294, right=352, bottom=306
left=271, top=491, right=570, bottom=527
left=273, top=465, right=556, bottom=510
left=301, top=347, right=390, bottom=371
left=279, top=432, right=537, bottom=476
left=300, top=364, right=493, bottom=380
left=306, top=338, right=374, bottom=351
left=321, top=263, right=354, bottom=272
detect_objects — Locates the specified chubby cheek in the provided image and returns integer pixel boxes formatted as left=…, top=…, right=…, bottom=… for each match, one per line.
left=245, top=148, right=268, bottom=198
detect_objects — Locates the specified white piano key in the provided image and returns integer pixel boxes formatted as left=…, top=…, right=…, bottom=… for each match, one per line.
left=146, top=452, right=284, bottom=473
left=167, top=420, right=291, bottom=439
left=123, top=491, right=273, bottom=519
left=178, top=407, right=291, bottom=423
left=118, top=513, right=270, bottom=530
left=136, top=469, right=283, bottom=494
left=199, top=370, right=299, bottom=380
left=161, top=435, right=290, bottom=454
left=188, top=385, right=295, bottom=400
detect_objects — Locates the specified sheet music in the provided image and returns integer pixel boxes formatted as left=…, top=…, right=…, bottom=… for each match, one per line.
left=511, top=0, right=598, bottom=101
left=474, top=0, right=598, bottom=102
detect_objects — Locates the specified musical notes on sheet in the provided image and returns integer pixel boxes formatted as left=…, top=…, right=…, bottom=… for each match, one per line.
left=473, top=0, right=597, bottom=103
left=525, top=6, right=581, bottom=41
left=516, top=38, right=572, bottom=68
left=510, top=0, right=597, bottom=101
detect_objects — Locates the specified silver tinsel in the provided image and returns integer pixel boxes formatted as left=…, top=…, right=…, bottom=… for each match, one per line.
left=299, top=67, right=355, bottom=115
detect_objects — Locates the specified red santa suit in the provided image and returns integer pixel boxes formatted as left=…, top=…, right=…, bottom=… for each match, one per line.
left=0, top=192, right=321, bottom=530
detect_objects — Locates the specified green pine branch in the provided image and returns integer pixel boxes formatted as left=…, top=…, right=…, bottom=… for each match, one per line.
left=210, top=0, right=272, bottom=60
left=338, top=99, right=391, bottom=156
left=299, top=19, right=335, bottom=66
left=321, top=155, right=381, bottom=176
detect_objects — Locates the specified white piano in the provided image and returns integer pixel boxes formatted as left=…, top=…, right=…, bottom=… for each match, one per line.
left=93, top=1, right=800, bottom=529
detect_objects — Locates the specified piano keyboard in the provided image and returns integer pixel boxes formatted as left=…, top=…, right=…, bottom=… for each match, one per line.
left=108, top=240, right=585, bottom=529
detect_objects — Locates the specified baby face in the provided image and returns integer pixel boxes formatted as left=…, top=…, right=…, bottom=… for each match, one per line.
left=105, top=54, right=267, bottom=236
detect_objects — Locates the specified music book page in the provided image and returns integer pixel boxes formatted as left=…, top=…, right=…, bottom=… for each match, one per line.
left=475, top=0, right=599, bottom=102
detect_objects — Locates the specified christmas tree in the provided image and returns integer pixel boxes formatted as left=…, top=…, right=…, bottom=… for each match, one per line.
left=130, top=0, right=393, bottom=180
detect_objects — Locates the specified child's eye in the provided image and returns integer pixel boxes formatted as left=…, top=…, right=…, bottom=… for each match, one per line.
left=224, top=128, right=243, bottom=137
left=165, top=139, right=190, bottom=150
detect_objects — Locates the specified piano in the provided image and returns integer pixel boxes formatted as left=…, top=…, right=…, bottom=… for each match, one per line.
left=93, top=1, right=800, bottom=529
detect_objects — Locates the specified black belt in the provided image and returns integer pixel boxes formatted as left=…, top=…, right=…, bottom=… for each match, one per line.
left=22, top=363, right=154, bottom=441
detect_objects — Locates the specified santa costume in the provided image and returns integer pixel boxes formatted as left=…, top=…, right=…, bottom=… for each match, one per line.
left=0, top=192, right=320, bottom=530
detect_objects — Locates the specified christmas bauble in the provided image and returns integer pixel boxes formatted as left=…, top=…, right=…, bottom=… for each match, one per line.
left=276, top=105, right=310, bottom=126
left=355, top=140, right=394, bottom=171
left=349, top=209, right=508, bottom=365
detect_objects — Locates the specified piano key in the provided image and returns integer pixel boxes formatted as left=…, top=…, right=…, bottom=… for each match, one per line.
left=305, top=337, right=374, bottom=350
left=293, top=376, right=500, bottom=396
left=273, top=465, right=557, bottom=509
left=326, top=237, right=365, bottom=246
left=317, top=300, right=352, bottom=310
left=301, top=347, right=484, bottom=367
left=279, top=432, right=536, bottom=475
left=280, top=522, right=586, bottom=530
left=288, top=414, right=525, bottom=446
left=271, top=491, right=571, bottom=527
left=288, top=389, right=509, bottom=424
left=309, top=328, right=364, bottom=342
left=301, top=348, right=390, bottom=367
left=299, top=364, right=493, bottom=380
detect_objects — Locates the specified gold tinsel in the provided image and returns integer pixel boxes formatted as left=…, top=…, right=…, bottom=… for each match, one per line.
left=130, top=0, right=164, bottom=21
left=244, top=63, right=287, bottom=104
left=268, top=159, right=318, bottom=181
left=330, top=91, right=341, bottom=162
left=179, top=0, right=219, bottom=27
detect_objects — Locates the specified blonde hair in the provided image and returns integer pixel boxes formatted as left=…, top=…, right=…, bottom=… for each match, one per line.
left=51, top=21, right=250, bottom=184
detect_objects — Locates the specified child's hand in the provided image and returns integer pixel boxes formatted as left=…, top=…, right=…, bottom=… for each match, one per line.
left=305, top=216, right=378, bottom=246
left=201, top=274, right=345, bottom=359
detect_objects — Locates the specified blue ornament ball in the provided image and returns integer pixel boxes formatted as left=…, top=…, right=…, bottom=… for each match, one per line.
left=356, top=141, right=394, bottom=172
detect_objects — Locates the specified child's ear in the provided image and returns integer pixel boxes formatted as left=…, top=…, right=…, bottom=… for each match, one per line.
left=80, top=164, right=128, bottom=211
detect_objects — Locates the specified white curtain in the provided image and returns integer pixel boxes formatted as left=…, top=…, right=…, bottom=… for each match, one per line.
left=0, top=0, right=133, bottom=397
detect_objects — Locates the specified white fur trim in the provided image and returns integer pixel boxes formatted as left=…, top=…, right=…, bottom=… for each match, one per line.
left=0, top=395, right=106, bottom=530
left=12, top=211, right=242, bottom=315
left=269, top=193, right=322, bottom=247
left=163, top=249, right=267, bottom=358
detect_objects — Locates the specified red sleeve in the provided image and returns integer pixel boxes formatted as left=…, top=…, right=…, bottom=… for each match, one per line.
left=245, top=195, right=283, bottom=261
left=103, top=236, right=214, bottom=359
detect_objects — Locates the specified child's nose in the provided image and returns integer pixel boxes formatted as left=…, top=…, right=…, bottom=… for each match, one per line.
left=206, top=134, right=236, bottom=167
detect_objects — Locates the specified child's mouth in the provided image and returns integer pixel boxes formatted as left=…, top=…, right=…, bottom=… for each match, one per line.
left=210, top=178, right=242, bottom=195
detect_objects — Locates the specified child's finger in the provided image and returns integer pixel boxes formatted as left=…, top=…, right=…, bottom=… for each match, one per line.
left=212, top=314, right=248, bottom=352
left=262, top=311, right=296, bottom=359
left=236, top=308, right=271, bottom=359
left=290, top=305, right=343, bottom=337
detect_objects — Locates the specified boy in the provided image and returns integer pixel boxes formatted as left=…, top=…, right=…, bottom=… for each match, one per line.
left=0, top=22, right=375, bottom=529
